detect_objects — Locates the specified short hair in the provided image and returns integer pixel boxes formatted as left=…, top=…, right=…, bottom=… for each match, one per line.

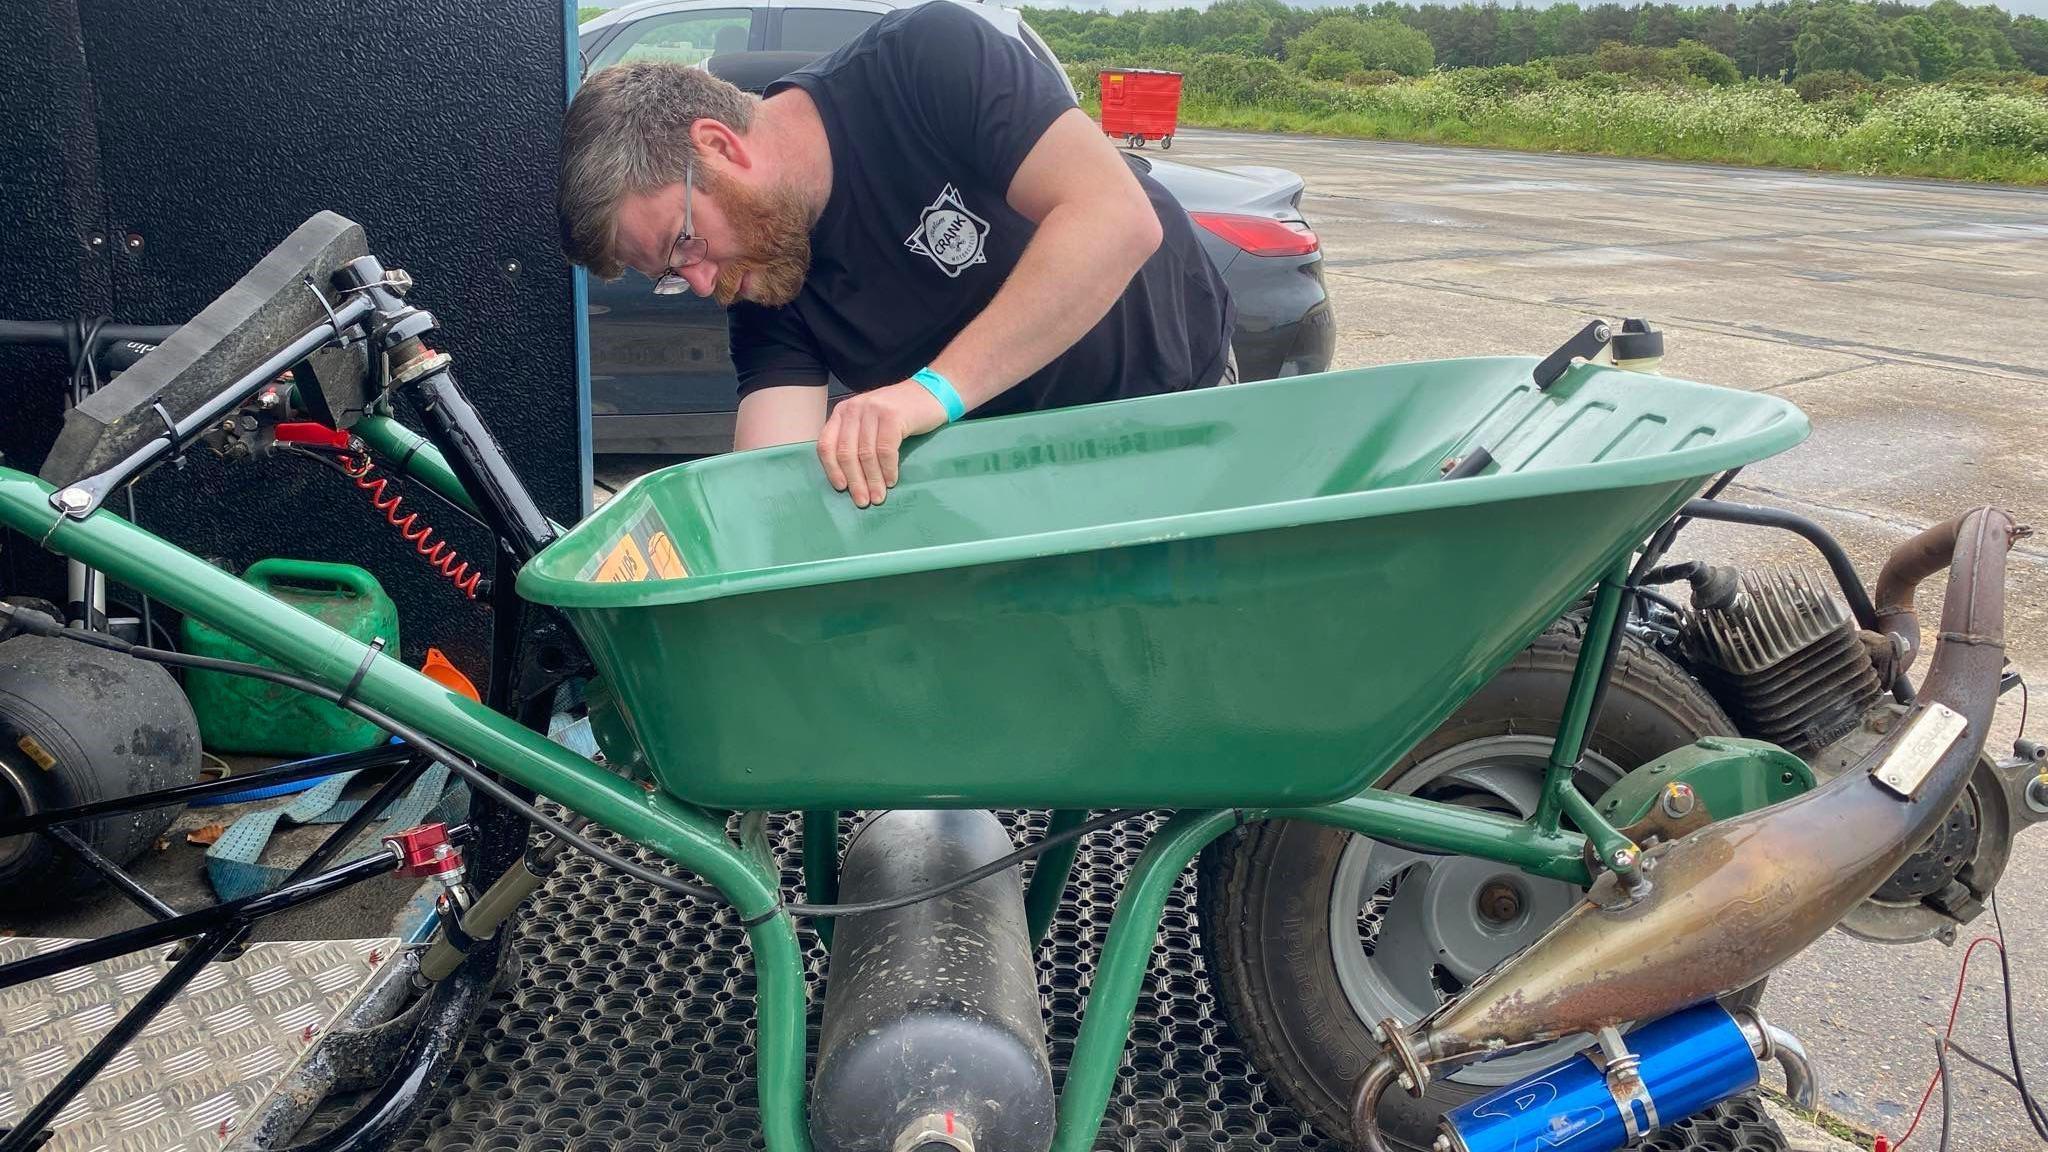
left=558, top=60, right=756, bottom=279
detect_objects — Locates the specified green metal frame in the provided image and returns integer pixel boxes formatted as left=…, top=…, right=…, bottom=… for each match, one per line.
left=0, top=457, right=1674, bottom=1152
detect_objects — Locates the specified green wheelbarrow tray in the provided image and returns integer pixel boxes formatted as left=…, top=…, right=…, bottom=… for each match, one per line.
left=519, top=357, right=1808, bottom=811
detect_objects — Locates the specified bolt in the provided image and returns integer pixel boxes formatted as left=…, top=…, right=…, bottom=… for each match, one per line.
left=124, top=232, right=143, bottom=252
left=1476, top=880, right=1523, bottom=924
left=1433, top=1136, right=1452, bottom=1152
left=1660, top=782, right=1697, bottom=819
left=56, top=488, right=91, bottom=514
left=257, top=389, right=281, bottom=410
left=387, top=269, right=414, bottom=295
left=1611, top=848, right=1638, bottom=871
left=1397, top=1072, right=1415, bottom=1091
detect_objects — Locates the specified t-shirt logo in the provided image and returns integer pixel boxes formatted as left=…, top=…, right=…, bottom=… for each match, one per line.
left=904, top=184, right=989, bottom=278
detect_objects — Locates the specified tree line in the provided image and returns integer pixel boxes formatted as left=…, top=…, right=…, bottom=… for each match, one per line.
left=1021, top=0, right=2048, bottom=83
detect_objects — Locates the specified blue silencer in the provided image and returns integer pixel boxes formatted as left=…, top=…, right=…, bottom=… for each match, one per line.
left=1441, top=1002, right=1759, bottom=1152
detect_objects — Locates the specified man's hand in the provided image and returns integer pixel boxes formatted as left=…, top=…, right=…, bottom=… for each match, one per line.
left=816, top=381, right=948, bottom=507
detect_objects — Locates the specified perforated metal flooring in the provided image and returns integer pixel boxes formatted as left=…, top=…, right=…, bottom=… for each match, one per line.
left=394, top=813, right=1786, bottom=1152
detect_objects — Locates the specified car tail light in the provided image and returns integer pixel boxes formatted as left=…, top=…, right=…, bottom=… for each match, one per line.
left=1190, top=213, right=1319, bottom=257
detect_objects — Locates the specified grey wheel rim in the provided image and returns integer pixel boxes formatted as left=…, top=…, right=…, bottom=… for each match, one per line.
left=0, top=757, right=40, bottom=873
left=1327, top=735, right=1623, bottom=1088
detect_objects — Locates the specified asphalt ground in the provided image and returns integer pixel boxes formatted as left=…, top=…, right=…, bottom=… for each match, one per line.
left=1158, top=128, right=2048, bottom=1151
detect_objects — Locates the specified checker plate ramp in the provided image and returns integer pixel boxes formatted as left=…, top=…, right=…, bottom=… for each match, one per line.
left=0, top=937, right=394, bottom=1152
left=395, top=814, right=1787, bottom=1152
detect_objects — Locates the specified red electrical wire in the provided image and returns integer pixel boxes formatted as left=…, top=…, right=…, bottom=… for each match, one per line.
left=340, top=451, right=483, bottom=599
left=1893, top=935, right=2005, bottom=1149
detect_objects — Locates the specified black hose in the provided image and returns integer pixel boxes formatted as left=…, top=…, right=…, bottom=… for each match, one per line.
left=1990, top=893, right=2048, bottom=1140
left=0, top=599, right=1139, bottom=921
left=1938, top=1037, right=1954, bottom=1152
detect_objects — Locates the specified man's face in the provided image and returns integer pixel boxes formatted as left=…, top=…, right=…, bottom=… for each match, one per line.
left=614, top=169, right=813, bottom=308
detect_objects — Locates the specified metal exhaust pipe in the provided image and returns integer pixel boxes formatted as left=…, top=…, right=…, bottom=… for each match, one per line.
left=1353, top=507, right=2025, bottom=1149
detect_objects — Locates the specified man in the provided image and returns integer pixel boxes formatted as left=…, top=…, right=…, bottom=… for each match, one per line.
left=558, top=0, right=1234, bottom=506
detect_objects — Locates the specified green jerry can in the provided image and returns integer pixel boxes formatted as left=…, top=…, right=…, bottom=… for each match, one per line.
left=181, top=559, right=401, bottom=756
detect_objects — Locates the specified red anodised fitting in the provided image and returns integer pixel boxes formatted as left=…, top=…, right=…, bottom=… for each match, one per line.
left=384, top=823, right=463, bottom=879
left=273, top=422, right=354, bottom=451
left=1874, top=1135, right=1891, bottom=1152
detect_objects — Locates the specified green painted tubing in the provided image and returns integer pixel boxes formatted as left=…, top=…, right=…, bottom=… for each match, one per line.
left=1051, top=809, right=1239, bottom=1152
left=1047, top=797, right=1588, bottom=1152
left=0, top=467, right=813, bottom=1152
left=1026, top=810, right=1091, bottom=945
left=803, top=809, right=839, bottom=950
left=354, top=413, right=480, bottom=516
left=748, top=916, right=812, bottom=1152
left=1535, top=560, right=1630, bottom=834
left=1273, top=792, right=1593, bottom=887
left=1558, top=783, right=1633, bottom=875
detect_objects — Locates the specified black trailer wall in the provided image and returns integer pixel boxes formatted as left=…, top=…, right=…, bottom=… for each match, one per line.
left=0, top=0, right=589, bottom=678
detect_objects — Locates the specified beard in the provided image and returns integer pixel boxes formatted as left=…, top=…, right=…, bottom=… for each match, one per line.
left=702, top=171, right=815, bottom=308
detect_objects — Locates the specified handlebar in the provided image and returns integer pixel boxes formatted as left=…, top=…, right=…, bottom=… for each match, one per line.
left=0, top=319, right=182, bottom=378
left=0, top=319, right=182, bottom=347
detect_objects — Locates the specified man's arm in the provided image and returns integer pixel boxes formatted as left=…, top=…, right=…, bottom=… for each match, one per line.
left=735, top=384, right=828, bottom=452
left=817, top=108, right=1163, bottom=506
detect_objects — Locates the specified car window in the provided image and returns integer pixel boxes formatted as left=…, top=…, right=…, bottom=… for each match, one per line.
left=592, top=9, right=754, bottom=71
left=776, top=8, right=882, bottom=53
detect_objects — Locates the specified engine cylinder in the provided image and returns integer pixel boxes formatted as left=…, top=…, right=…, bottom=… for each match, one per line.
left=1439, top=1003, right=1759, bottom=1152
left=1684, top=565, right=1883, bottom=757
left=811, top=810, right=1054, bottom=1152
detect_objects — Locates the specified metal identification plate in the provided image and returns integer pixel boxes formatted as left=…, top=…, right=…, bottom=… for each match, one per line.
left=1874, top=702, right=1969, bottom=799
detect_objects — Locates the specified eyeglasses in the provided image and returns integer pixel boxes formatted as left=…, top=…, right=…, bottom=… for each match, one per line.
left=651, top=166, right=709, bottom=295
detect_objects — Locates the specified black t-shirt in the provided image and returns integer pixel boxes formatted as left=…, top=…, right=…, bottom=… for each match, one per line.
left=729, top=1, right=1234, bottom=419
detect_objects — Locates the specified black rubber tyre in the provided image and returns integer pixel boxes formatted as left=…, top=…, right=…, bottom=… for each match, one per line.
left=1161, top=134, right=1173, bottom=149
left=0, top=635, right=201, bottom=912
left=1197, top=618, right=1764, bottom=1150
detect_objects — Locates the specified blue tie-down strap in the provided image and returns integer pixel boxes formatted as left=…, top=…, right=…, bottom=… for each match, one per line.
left=206, top=758, right=470, bottom=902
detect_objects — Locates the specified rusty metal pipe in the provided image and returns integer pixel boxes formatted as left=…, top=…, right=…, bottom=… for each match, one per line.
left=1353, top=507, right=2022, bottom=1138
left=1348, top=1055, right=1401, bottom=1152
left=1874, top=511, right=1971, bottom=676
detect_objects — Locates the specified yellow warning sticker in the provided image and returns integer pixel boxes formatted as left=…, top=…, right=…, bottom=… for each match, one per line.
left=17, top=734, right=57, bottom=771
left=579, top=506, right=688, bottom=584
left=647, top=532, right=688, bottom=580
left=594, top=534, right=650, bottom=584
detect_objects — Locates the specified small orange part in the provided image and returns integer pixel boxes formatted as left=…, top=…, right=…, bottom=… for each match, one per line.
left=420, top=647, right=481, bottom=702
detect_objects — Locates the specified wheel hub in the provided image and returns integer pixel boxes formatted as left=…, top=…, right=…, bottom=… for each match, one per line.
left=1475, top=879, right=1524, bottom=925
left=0, top=755, right=40, bottom=874
left=1329, top=734, right=1625, bottom=1088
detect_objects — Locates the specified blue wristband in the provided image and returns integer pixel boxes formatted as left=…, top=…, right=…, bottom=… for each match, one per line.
left=912, top=367, right=966, bottom=423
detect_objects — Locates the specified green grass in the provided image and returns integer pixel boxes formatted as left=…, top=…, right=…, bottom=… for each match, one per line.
left=1086, top=68, right=2048, bottom=185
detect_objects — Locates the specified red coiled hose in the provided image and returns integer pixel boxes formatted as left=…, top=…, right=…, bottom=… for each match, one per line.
left=341, top=452, right=483, bottom=599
